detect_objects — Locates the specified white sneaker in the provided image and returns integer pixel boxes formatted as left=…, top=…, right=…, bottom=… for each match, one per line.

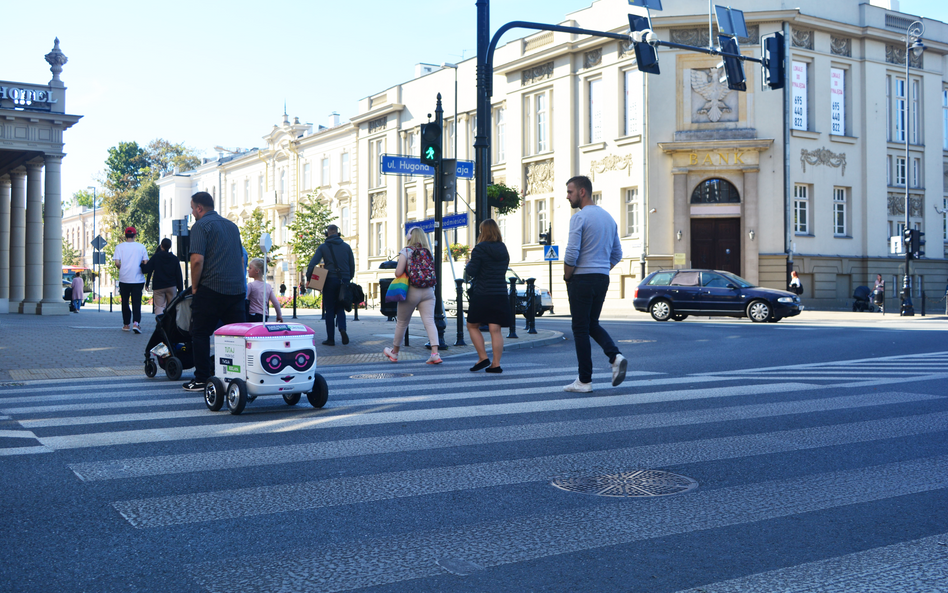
left=563, top=378, right=592, bottom=393
left=611, top=354, right=628, bottom=387
left=383, top=347, right=398, bottom=362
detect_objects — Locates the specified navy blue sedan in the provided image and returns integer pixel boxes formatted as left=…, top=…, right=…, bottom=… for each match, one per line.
left=633, top=269, right=803, bottom=323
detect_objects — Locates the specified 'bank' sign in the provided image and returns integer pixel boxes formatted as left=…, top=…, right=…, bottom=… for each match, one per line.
left=0, top=86, right=58, bottom=105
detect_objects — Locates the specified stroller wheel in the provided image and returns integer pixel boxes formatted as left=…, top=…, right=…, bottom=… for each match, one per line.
left=307, top=374, right=329, bottom=409
left=165, top=356, right=183, bottom=381
left=144, top=359, right=158, bottom=378
left=205, top=377, right=225, bottom=412
left=226, top=378, right=248, bottom=415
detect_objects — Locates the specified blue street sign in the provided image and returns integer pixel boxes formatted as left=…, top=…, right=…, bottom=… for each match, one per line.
left=543, top=245, right=560, bottom=261
left=382, top=155, right=474, bottom=179
left=405, top=213, right=468, bottom=236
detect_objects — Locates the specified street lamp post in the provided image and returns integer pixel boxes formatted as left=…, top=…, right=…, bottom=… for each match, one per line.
left=901, top=21, right=925, bottom=317
left=87, top=185, right=99, bottom=312
left=441, top=62, right=459, bottom=244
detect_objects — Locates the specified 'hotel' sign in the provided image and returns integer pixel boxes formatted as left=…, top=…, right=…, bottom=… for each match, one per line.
left=0, top=86, right=57, bottom=104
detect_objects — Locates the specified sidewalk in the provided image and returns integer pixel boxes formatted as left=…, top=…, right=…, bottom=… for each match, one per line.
left=0, top=305, right=564, bottom=383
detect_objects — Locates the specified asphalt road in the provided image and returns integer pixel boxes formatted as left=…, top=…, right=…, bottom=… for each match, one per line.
left=1, top=314, right=946, bottom=592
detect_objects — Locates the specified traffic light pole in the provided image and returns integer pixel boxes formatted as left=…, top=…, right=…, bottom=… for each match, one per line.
left=433, top=94, right=448, bottom=347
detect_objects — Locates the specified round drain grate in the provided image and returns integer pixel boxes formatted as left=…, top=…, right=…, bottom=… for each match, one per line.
left=349, top=372, right=414, bottom=380
left=551, top=470, right=698, bottom=498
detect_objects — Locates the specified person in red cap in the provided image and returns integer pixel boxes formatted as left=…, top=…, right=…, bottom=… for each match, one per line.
left=112, top=226, right=149, bottom=333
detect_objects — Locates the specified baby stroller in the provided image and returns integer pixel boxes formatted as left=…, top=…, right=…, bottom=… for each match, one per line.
left=144, top=288, right=194, bottom=381
left=852, top=286, right=871, bottom=312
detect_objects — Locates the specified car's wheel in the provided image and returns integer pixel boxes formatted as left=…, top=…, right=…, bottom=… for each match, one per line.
left=650, top=299, right=672, bottom=321
left=768, top=316, right=782, bottom=323
left=747, top=300, right=772, bottom=323
left=204, top=377, right=225, bottom=412
left=283, top=392, right=301, bottom=406
left=144, top=359, right=158, bottom=378
left=165, top=356, right=183, bottom=381
left=307, top=374, right=329, bottom=409
left=226, top=378, right=248, bottom=415
left=535, top=309, right=544, bottom=317
left=672, top=314, right=688, bottom=321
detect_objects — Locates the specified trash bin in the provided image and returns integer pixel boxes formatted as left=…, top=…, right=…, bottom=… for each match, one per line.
left=378, top=277, right=398, bottom=320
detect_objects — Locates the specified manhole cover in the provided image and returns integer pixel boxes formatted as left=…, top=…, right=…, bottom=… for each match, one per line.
left=349, top=373, right=414, bottom=380
left=551, top=470, right=697, bottom=497
left=0, top=382, right=27, bottom=388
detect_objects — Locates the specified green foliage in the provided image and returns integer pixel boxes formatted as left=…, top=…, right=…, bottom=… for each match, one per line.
left=62, top=239, right=80, bottom=266
left=67, top=189, right=96, bottom=211
left=487, top=183, right=522, bottom=215
left=145, top=139, right=201, bottom=178
left=240, top=209, right=280, bottom=262
left=286, top=193, right=337, bottom=262
left=104, top=141, right=150, bottom=193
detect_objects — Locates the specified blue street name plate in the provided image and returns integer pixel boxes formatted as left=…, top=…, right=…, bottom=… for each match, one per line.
left=405, top=213, right=468, bottom=236
left=382, top=155, right=474, bottom=179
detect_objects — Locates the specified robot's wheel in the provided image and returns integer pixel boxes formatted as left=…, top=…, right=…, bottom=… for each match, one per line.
left=227, top=378, right=248, bottom=415
left=205, top=377, right=225, bottom=412
left=307, top=374, right=329, bottom=409
left=283, top=392, right=301, bottom=406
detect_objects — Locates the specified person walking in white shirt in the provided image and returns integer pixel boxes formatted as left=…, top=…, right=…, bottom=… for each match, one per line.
left=112, top=226, right=149, bottom=333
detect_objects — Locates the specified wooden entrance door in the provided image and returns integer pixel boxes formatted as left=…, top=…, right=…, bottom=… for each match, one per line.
left=691, top=218, right=741, bottom=276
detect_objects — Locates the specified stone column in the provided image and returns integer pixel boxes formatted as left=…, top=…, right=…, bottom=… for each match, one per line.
left=0, top=175, right=10, bottom=313
left=743, top=169, right=760, bottom=286
left=672, top=171, right=689, bottom=267
left=8, top=168, right=26, bottom=313
left=20, top=160, right=44, bottom=314
left=39, top=154, right=68, bottom=315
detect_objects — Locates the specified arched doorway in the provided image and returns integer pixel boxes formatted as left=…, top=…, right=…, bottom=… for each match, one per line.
left=690, top=178, right=741, bottom=276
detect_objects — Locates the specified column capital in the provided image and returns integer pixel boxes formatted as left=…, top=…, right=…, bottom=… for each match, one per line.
left=44, top=153, right=64, bottom=165
left=0, top=174, right=10, bottom=187
left=26, top=158, right=45, bottom=171
left=10, top=166, right=27, bottom=178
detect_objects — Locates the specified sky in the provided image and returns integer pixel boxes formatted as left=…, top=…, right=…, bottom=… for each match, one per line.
left=2, top=0, right=946, bottom=204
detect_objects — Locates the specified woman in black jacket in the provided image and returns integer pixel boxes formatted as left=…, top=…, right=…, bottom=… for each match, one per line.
left=465, top=219, right=513, bottom=373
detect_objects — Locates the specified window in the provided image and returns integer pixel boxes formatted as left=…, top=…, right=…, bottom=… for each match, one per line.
left=911, top=157, right=921, bottom=188
left=886, top=155, right=892, bottom=185
left=522, top=201, right=532, bottom=245
left=791, top=61, right=808, bottom=130
left=793, top=184, right=809, bottom=234
left=886, top=77, right=891, bottom=141
left=445, top=120, right=456, bottom=158
left=943, top=89, right=947, bottom=150
left=624, top=70, right=641, bottom=136
left=341, top=153, right=350, bottom=182
left=340, top=205, right=350, bottom=238
left=830, top=67, right=845, bottom=136
left=244, top=179, right=250, bottom=204
left=943, top=197, right=947, bottom=241
left=321, top=157, right=330, bottom=187
left=230, top=183, right=236, bottom=207
left=895, top=156, right=906, bottom=187
left=625, top=188, right=639, bottom=236
left=690, top=178, right=740, bottom=203
left=895, top=78, right=906, bottom=142
left=493, top=106, right=506, bottom=163
left=588, top=78, right=602, bottom=143
left=258, top=175, right=264, bottom=201
left=833, top=187, right=847, bottom=236
left=536, top=199, right=548, bottom=241
left=280, top=170, right=286, bottom=198
left=524, top=90, right=551, bottom=156
left=301, top=163, right=310, bottom=190
left=374, top=221, right=386, bottom=256
left=406, top=133, right=416, bottom=158
left=911, top=80, right=920, bottom=144
left=370, top=138, right=385, bottom=188
left=591, top=192, right=602, bottom=205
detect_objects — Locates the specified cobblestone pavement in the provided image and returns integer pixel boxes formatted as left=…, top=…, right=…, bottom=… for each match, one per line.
left=0, top=305, right=563, bottom=382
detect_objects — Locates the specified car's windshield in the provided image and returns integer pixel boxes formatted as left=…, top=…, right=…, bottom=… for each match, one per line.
left=719, top=271, right=754, bottom=288
left=506, top=268, right=522, bottom=282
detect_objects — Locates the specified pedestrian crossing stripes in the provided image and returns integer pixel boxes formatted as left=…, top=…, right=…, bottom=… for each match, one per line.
left=1, top=351, right=946, bottom=591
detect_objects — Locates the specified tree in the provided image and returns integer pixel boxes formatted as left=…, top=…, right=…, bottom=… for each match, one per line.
left=240, top=208, right=280, bottom=263
left=62, top=239, right=80, bottom=266
left=65, top=189, right=96, bottom=211
left=104, top=141, right=150, bottom=194
left=286, top=193, right=337, bottom=263
left=145, top=139, right=201, bottom=178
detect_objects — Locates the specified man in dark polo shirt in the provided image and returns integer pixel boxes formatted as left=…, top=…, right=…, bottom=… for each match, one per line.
left=184, top=191, right=246, bottom=392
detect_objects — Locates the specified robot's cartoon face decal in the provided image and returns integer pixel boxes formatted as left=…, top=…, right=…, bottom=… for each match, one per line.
left=260, top=349, right=315, bottom=374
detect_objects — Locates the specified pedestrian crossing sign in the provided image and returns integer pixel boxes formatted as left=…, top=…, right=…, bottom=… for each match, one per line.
left=544, top=246, right=559, bottom=261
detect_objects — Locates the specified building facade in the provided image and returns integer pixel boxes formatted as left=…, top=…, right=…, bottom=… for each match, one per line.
left=159, top=0, right=948, bottom=309
left=0, top=39, right=82, bottom=315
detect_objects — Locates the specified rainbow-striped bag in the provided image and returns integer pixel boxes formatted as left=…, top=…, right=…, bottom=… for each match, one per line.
left=385, top=274, right=409, bottom=302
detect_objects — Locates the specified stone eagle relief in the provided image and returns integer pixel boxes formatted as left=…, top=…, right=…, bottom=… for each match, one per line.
left=690, top=66, right=737, bottom=123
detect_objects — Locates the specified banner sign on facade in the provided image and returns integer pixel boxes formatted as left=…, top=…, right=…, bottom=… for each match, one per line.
left=830, top=67, right=845, bottom=136
left=791, top=61, right=808, bottom=131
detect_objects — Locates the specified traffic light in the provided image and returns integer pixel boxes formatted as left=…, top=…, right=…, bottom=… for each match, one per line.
left=911, top=229, right=925, bottom=259
left=761, top=32, right=785, bottom=90
left=717, top=35, right=746, bottom=91
left=903, top=228, right=914, bottom=259
left=420, top=122, right=442, bottom=168
left=442, top=158, right=457, bottom=200
left=539, top=229, right=552, bottom=246
left=628, top=13, right=660, bottom=74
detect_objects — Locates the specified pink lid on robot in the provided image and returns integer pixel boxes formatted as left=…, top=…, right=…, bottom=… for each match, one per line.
left=214, top=322, right=315, bottom=337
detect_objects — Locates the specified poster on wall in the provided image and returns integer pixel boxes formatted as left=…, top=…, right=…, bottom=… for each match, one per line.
left=830, top=68, right=845, bottom=136
left=791, top=61, right=808, bottom=131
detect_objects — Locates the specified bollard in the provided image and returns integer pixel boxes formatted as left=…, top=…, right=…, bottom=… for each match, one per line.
left=525, top=278, right=538, bottom=334
left=292, top=287, right=297, bottom=319
left=353, top=300, right=359, bottom=321
left=110, top=292, right=113, bottom=313
left=507, top=277, right=519, bottom=339
left=454, top=278, right=466, bottom=346
left=921, top=291, right=926, bottom=317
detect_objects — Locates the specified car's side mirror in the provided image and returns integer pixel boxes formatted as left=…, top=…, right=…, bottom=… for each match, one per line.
left=726, top=283, right=738, bottom=289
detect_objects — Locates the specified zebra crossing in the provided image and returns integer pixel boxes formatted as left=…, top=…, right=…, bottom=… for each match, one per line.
left=0, top=351, right=946, bottom=592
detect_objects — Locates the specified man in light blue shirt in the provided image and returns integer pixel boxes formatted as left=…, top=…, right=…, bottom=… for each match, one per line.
left=562, top=175, right=626, bottom=392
